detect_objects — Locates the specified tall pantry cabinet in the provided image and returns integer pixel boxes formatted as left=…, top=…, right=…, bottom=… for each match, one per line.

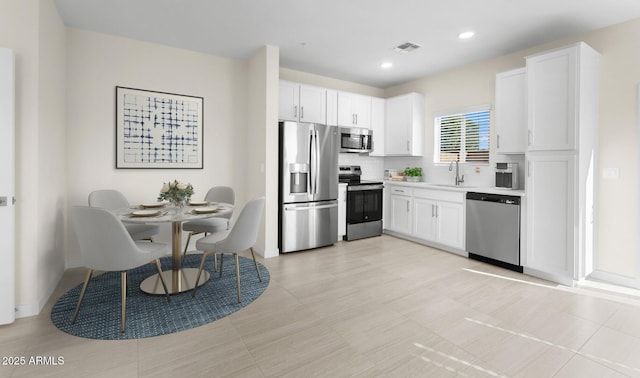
left=524, top=42, right=600, bottom=285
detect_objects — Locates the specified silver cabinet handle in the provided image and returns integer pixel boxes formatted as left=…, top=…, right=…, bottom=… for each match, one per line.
left=528, top=129, right=532, bottom=146
left=301, top=106, right=304, bottom=119
left=431, top=204, right=435, bottom=217
left=355, top=113, right=358, bottom=124
left=497, top=134, right=500, bottom=149
left=406, top=140, right=410, bottom=152
left=406, top=200, right=410, bottom=212
left=294, top=105, right=298, bottom=118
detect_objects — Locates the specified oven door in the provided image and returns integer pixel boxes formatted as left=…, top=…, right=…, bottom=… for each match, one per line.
left=346, top=186, right=383, bottom=224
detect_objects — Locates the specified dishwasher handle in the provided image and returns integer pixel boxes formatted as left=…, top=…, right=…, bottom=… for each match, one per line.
left=466, top=192, right=520, bottom=205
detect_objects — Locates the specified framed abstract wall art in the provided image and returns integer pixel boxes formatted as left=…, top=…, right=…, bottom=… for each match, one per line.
left=116, top=86, right=204, bottom=169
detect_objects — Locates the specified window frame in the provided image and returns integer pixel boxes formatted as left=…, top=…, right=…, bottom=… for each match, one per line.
left=433, top=104, right=492, bottom=165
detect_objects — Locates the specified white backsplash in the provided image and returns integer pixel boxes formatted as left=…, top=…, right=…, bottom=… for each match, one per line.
left=361, top=154, right=527, bottom=190
left=338, top=153, right=384, bottom=180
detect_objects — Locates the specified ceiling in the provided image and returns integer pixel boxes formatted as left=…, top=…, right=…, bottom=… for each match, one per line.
left=52, top=0, right=640, bottom=89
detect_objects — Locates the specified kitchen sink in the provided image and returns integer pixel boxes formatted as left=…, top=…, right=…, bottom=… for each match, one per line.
left=430, top=183, right=475, bottom=189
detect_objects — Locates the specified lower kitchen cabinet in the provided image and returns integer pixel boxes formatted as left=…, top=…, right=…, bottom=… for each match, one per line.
left=386, top=185, right=465, bottom=252
left=388, top=187, right=412, bottom=235
left=338, top=183, right=347, bottom=241
left=413, top=191, right=464, bottom=250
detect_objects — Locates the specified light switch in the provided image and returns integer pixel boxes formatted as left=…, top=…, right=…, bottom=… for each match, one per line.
left=603, top=168, right=619, bottom=180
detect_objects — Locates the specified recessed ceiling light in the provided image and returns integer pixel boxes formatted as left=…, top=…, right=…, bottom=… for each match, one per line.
left=458, top=31, right=475, bottom=39
left=381, top=62, right=393, bottom=69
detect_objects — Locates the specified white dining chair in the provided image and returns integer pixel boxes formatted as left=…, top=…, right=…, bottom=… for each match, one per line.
left=192, top=197, right=264, bottom=302
left=88, top=189, right=160, bottom=241
left=70, top=206, right=170, bottom=332
left=181, top=186, right=235, bottom=266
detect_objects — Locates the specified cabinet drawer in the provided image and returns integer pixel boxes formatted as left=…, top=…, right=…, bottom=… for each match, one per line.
left=413, top=188, right=463, bottom=203
left=389, top=186, right=412, bottom=196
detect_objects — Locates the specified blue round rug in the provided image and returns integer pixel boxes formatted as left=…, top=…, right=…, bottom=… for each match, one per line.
left=51, top=253, right=269, bottom=340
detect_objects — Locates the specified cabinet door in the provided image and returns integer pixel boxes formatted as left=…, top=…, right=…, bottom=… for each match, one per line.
left=369, top=97, right=385, bottom=156
left=527, top=47, right=577, bottom=151
left=390, top=195, right=412, bottom=234
left=326, top=89, right=338, bottom=126
left=337, top=92, right=355, bottom=127
left=385, top=94, right=411, bottom=155
left=526, top=153, right=575, bottom=281
left=279, top=81, right=299, bottom=122
left=436, top=202, right=465, bottom=250
left=337, top=184, right=347, bottom=240
left=353, top=94, right=371, bottom=128
left=413, top=197, right=437, bottom=241
left=495, top=68, right=527, bottom=154
left=299, top=84, right=326, bottom=124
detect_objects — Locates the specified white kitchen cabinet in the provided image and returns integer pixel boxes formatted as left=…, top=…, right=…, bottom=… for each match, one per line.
left=526, top=153, right=575, bottom=282
left=384, top=93, right=424, bottom=156
left=278, top=80, right=326, bottom=124
left=527, top=43, right=599, bottom=151
left=337, top=91, right=371, bottom=128
left=338, top=183, right=347, bottom=241
left=524, top=42, right=600, bottom=285
left=388, top=186, right=412, bottom=234
left=413, top=197, right=437, bottom=241
left=369, top=97, right=385, bottom=156
left=495, top=68, right=526, bottom=154
left=326, top=89, right=338, bottom=126
left=413, top=188, right=465, bottom=250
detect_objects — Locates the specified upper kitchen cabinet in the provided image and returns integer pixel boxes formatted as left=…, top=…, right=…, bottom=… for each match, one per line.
left=337, top=91, right=371, bottom=128
left=369, top=97, right=385, bottom=156
left=385, top=92, right=425, bottom=156
left=526, top=42, right=600, bottom=151
left=326, top=89, right=338, bottom=126
left=495, top=68, right=526, bottom=154
left=279, top=80, right=327, bottom=124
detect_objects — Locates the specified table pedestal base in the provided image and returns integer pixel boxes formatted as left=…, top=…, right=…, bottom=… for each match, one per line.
left=140, top=268, right=210, bottom=295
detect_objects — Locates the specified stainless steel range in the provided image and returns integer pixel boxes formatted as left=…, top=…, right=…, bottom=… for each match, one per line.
left=339, top=166, right=384, bottom=241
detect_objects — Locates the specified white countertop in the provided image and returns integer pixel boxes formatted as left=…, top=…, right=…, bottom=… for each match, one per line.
left=383, top=180, right=526, bottom=197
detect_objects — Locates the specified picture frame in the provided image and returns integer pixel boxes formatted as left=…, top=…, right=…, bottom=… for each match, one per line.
left=115, top=86, right=204, bottom=169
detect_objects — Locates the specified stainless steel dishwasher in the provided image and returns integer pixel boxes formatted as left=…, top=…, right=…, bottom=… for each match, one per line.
left=465, top=192, right=522, bottom=272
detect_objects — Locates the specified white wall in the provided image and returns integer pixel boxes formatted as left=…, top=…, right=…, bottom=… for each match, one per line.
left=0, top=0, right=67, bottom=316
left=64, top=29, right=250, bottom=264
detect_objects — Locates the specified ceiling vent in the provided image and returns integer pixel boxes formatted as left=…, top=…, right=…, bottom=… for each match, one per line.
left=394, top=41, right=421, bottom=53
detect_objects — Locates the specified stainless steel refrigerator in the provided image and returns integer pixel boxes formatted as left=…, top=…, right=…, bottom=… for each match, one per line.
left=279, top=121, right=339, bottom=253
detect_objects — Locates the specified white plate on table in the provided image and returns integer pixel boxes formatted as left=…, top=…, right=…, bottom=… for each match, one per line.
left=193, top=206, right=218, bottom=214
left=188, top=201, right=209, bottom=206
left=140, top=203, right=165, bottom=209
left=130, top=210, right=162, bottom=217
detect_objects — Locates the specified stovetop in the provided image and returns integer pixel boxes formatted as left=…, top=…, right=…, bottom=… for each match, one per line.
left=339, top=165, right=383, bottom=186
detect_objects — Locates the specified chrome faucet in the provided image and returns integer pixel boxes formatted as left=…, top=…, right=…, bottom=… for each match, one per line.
left=448, top=161, right=464, bottom=186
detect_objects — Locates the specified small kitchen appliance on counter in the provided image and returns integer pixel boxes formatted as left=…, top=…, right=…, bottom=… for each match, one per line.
left=495, top=162, right=518, bottom=189
left=339, top=165, right=384, bottom=241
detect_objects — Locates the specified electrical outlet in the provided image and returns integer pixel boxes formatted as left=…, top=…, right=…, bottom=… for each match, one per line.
left=0, top=196, right=7, bottom=206
left=603, top=168, right=619, bottom=180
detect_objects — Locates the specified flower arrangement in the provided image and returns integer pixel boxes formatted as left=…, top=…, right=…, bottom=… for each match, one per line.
left=158, top=180, right=194, bottom=207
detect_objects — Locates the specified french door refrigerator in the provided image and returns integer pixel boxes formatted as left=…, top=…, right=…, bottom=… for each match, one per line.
left=279, top=121, right=339, bottom=253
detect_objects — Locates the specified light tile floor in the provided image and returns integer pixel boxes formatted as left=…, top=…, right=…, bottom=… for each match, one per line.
left=2, top=235, right=640, bottom=377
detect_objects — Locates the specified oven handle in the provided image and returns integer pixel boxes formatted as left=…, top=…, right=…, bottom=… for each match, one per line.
left=347, top=185, right=384, bottom=191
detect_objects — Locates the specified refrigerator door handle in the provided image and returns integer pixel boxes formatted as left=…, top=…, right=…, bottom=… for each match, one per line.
left=309, top=128, right=319, bottom=196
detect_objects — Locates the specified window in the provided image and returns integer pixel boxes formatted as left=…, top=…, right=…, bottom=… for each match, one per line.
left=434, top=106, right=491, bottom=164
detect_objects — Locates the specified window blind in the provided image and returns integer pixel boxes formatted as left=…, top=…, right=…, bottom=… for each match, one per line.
left=436, top=109, right=491, bottom=164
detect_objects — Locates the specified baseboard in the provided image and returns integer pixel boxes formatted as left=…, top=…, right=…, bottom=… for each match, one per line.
left=15, top=303, right=39, bottom=319
left=383, top=230, right=468, bottom=258
left=260, top=247, right=279, bottom=259
left=589, top=269, right=640, bottom=290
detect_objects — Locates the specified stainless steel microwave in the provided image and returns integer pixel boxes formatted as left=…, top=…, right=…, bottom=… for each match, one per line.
left=339, top=127, right=373, bottom=153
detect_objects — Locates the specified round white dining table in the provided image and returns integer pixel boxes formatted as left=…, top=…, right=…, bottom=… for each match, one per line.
left=115, top=203, right=234, bottom=295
